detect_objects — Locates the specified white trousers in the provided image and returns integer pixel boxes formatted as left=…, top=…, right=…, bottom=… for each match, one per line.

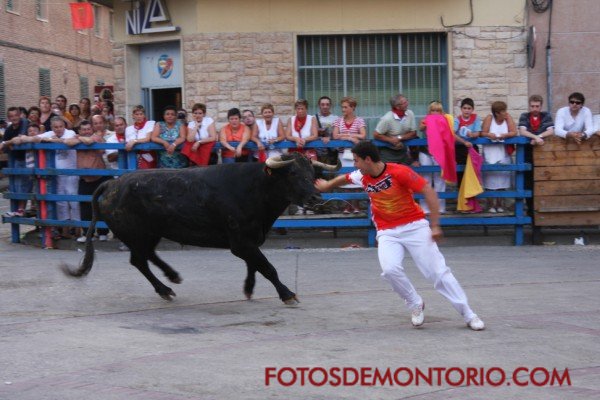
left=418, top=152, right=446, bottom=213
left=56, top=175, right=80, bottom=221
left=376, top=219, right=476, bottom=322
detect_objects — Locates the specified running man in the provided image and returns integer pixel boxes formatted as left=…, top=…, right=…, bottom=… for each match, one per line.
left=314, top=141, right=485, bottom=330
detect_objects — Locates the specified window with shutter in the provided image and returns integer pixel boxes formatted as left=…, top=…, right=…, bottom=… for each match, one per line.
left=79, top=76, right=89, bottom=99
left=0, top=63, right=6, bottom=120
left=298, top=33, right=448, bottom=133
left=39, top=68, right=51, bottom=97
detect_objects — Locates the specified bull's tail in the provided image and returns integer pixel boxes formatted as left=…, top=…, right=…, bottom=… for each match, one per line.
left=61, top=180, right=110, bottom=278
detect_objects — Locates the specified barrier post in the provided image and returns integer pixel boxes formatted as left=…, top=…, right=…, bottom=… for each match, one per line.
left=37, top=149, right=53, bottom=249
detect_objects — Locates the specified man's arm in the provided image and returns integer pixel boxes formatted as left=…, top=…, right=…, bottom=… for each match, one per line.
left=314, top=175, right=348, bottom=192
left=420, top=185, right=443, bottom=242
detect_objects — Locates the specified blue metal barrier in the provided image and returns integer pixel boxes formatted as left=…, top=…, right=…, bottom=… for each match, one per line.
left=1, top=137, right=531, bottom=246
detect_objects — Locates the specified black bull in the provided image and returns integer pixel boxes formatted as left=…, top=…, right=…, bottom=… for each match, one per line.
left=62, top=153, right=340, bottom=305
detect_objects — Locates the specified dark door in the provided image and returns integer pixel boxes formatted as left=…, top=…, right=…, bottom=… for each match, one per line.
left=151, top=87, right=182, bottom=121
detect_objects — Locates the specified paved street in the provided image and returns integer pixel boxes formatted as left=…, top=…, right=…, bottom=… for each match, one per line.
left=0, top=213, right=599, bottom=399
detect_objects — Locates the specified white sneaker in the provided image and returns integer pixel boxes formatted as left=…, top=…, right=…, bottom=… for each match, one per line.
left=488, top=207, right=497, bottom=213
left=294, top=207, right=305, bottom=215
left=76, top=236, right=87, bottom=243
left=411, top=302, right=425, bottom=327
left=467, top=316, right=485, bottom=331
left=496, top=207, right=505, bottom=213
left=305, top=209, right=315, bottom=215
left=98, top=235, right=108, bottom=242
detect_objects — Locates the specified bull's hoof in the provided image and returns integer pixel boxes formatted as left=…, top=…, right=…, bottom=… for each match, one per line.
left=159, top=289, right=176, bottom=301
left=169, top=275, right=182, bottom=284
left=283, top=296, right=300, bottom=306
left=244, top=291, right=253, bottom=300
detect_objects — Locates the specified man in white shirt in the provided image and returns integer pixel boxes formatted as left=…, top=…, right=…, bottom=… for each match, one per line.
left=554, top=92, right=594, bottom=144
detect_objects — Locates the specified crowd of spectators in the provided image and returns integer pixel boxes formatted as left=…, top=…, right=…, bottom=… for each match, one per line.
left=1, top=92, right=599, bottom=241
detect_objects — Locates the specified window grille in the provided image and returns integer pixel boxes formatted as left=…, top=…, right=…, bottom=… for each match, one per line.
left=35, top=0, right=47, bottom=20
left=0, top=63, right=6, bottom=120
left=298, top=33, right=448, bottom=133
left=79, top=76, right=89, bottom=99
left=93, top=4, right=101, bottom=37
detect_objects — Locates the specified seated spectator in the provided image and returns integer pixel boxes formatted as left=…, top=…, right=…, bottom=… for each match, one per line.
left=1, top=107, right=30, bottom=217
left=373, top=94, right=417, bottom=165
left=554, top=92, right=594, bottom=143
left=181, top=103, right=217, bottom=166
left=256, top=103, right=286, bottom=160
left=286, top=99, right=318, bottom=159
left=37, top=117, right=80, bottom=238
left=417, top=101, right=456, bottom=214
left=151, top=105, right=188, bottom=168
left=481, top=101, right=517, bottom=213
left=242, top=109, right=264, bottom=161
left=69, top=103, right=84, bottom=134
left=219, top=107, right=251, bottom=164
left=105, top=116, right=128, bottom=170
left=332, top=96, right=366, bottom=214
left=76, top=120, right=111, bottom=242
left=79, top=97, right=92, bottom=120
left=125, top=105, right=156, bottom=169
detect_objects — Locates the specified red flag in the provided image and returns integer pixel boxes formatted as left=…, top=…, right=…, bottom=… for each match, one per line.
left=70, top=3, right=94, bottom=30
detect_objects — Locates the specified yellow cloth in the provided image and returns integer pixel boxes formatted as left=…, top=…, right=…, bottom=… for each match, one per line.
left=457, top=152, right=483, bottom=211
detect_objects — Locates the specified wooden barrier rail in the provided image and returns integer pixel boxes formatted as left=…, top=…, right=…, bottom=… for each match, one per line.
left=1, top=137, right=532, bottom=246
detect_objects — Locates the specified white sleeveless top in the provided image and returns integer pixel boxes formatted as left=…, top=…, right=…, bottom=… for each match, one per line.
left=485, top=117, right=509, bottom=164
left=187, top=117, right=214, bottom=141
left=257, top=117, right=280, bottom=141
left=290, top=115, right=314, bottom=139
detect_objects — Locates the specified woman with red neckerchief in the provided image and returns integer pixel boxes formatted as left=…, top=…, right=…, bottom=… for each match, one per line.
left=125, top=105, right=156, bottom=169
left=286, top=99, right=319, bottom=160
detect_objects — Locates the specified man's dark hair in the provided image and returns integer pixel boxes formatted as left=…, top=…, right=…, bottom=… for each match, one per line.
left=352, top=140, right=381, bottom=162
left=318, top=96, right=332, bottom=105
left=460, top=98, right=475, bottom=108
left=79, top=120, right=92, bottom=128
left=568, top=92, right=585, bottom=104
left=7, top=106, right=20, bottom=115
left=227, top=108, right=241, bottom=119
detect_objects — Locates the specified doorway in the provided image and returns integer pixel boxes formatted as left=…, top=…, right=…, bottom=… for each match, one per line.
left=151, top=87, right=182, bottom=121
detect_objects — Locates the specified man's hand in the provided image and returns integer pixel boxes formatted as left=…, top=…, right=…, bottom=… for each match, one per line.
left=314, top=178, right=330, bottom=192
left=431, top=225, right=444, bottom=243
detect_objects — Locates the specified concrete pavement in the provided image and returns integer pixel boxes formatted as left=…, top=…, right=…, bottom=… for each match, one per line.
left=0, top=229, right=599, bottom=399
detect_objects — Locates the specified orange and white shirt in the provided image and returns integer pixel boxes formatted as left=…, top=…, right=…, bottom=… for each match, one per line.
left=346, top=163, right=427, bottom=230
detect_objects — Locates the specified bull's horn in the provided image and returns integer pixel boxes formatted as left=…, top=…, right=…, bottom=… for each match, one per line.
left=265, top=155, right=294, bottom=169
left=311, top=159, right=342, bottom=171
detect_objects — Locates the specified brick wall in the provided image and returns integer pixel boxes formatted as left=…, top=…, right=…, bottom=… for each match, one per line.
left=451, top=26, right=528, bottom=118
left=0, top=1, right=114, bottom=115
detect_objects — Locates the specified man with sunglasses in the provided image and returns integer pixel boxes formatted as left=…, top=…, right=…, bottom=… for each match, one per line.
left=554, top=92, right=594, bottom=144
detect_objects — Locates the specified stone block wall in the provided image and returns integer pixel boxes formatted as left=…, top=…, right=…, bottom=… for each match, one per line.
left=183, top=32, right=295, bottom=123
left=451, top=26, right=528, bottom=119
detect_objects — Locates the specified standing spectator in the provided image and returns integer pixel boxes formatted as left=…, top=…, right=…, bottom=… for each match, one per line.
left=373, top=94, right=417, bottom=165
left=331, top=96, right=366, bottom=214
left=243, top=109, right=265, bottom=161
left=0, top=107, right=29, bottom=217
left=181, top=103, right=217, bottom=166
left=39, top=96, right=58, bottom=132
left=417, top=101, right=456, bottom=215
left=76, top=120, right=111, bottom=242
left=105, top=116, right=128, bottom=170
left=554, top=92, right=594, bottom=143
left=151, top=106, right=188, bottom=168
left=125, top=105, right=156, bottom=169
left=220, top=107, right=252, bottom=164
left=27, top=106, right=42, bottom=128
left=79, top=98, right=92, bottom=121
left=256, top=103, right=286, bottom=159
left=316, top=96, right=339, bottom=165
left=315, top=141, right=485, bottom=331
left=101, top=101, right=115, bottom=131
left=453, top=98, right=481, bottom=170
left=518, top=95, right=555, bottom=241
left=481, top=101, right=517, bottom=213
left=37, top=117, right=80, bottom=238
left=286, top=99, right=319, bottom=158
left=55, top=95, right=74, bottom=126
left=68, top=104, right=84, bottom=134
